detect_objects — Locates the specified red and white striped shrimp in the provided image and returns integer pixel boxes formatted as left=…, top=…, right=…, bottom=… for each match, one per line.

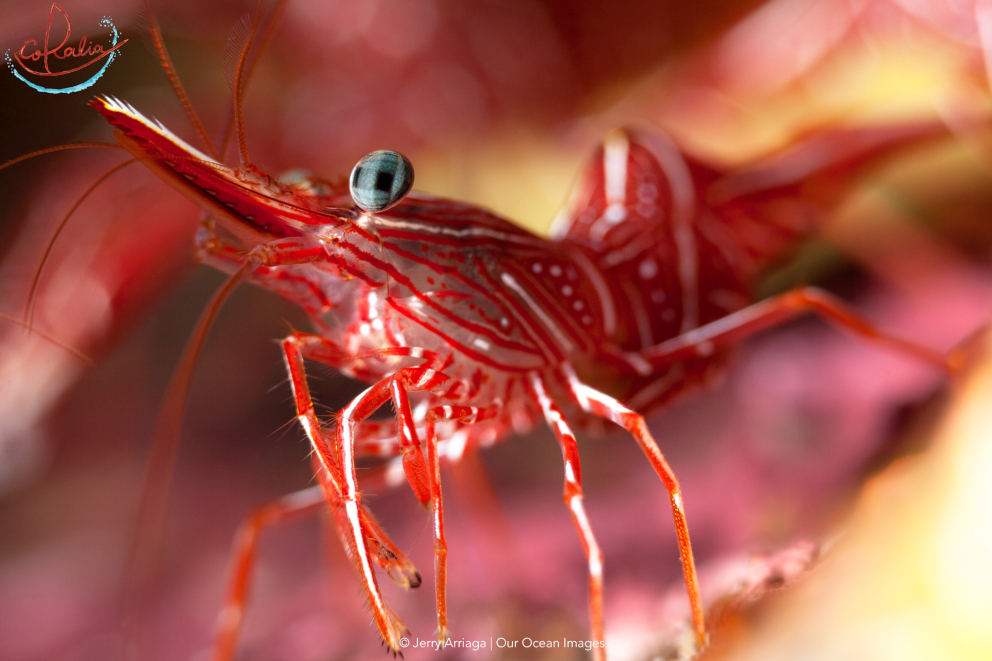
left=87, top=77, right=957, bottom=658
left=3, top=3, right=987, bottom=660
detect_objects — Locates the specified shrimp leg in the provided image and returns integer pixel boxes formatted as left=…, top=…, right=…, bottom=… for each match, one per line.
left=419, top=402, right=498, bottom=642
left=529, top=373, right=607, bottom=661
left=569, top=377, right=707, bottom=652
left=638, top=286, right=948, bottom=370
left=282, top=334, right=409, bottom=650
left=212, top=487, right=325, bottom=661
left=211, top=380, right=427, bottom=661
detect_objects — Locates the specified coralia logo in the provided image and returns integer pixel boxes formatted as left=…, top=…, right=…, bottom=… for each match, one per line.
left=6, top=3, right=127, bottom=94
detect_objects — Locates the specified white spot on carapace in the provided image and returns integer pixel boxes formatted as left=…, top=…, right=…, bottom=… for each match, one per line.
left=638, top=258, right=658, bottom=280
left=637, top=182, right=658, bottom=202
left=562, top=285, right=573, bottom=297
left=359, top=323, right=371, bottom=336
left=549, top=264, right=563, bottom=278
left=500, top=317, right=510, bottom=328
left=532, top=263, right=543, bottom=274
left=472, top=337, right=491, bottom=351
left=570, top=248, right=616, bottom=336
left=573, top=300, right=584, bottom=311
left=581, top=315, right=592, bottom=325
left=371, top=318, right=384, bottom=331
left=650, top=290, right=666, bottom=304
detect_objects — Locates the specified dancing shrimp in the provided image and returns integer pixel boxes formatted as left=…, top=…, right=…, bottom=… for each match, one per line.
left=81, top=71, right=959, bottom=659
left=4, top=4, right=973, bottom=659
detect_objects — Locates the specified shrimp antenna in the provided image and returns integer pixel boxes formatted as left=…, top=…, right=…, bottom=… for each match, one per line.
left=219, top=0, right=291, bottom=162
left=24, top=157, right=138, bottom=327
left=0, top=312, right=95, bottom=366
left=118, top=0, right=292, bottom=638
left=229, top=2, right=262, bottom=166
left=0, top=142, right=134, bottom=331
left=137, top=0, right=219, bottom=160
left=0, top=142, right=124, bottom=173
left=121, top=259, right=255, bottom=613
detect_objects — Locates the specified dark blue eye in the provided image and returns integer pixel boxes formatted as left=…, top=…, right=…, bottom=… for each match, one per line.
left=349, top=150, right=414, bottom=213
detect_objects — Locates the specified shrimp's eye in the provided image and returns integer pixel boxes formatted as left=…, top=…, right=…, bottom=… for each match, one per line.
left=349, top=150, right=414, bottom=213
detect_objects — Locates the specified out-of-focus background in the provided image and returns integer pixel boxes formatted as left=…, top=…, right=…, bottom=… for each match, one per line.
left=1, top=0, right=991, bottom=659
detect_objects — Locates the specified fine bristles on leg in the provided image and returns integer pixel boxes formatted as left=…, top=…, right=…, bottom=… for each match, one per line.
left=279, top=335, right=502, bottom=650
left=312, top=455, right=423, bottom=591
left=282, top=335, right=406, bottom=650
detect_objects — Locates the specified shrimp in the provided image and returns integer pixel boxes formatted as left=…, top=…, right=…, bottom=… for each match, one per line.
left=88, top=57, right=967, bottom=660
left=2, top=2, right=986, bottom=660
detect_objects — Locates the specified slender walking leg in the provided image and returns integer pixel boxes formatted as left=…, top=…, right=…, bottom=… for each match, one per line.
left=423, top=409, right=449, bottom=642
left=640, top=287, right=948, bottom=371
left=281, top=335, right=407, bottom=650
left=416, top=403, right=497, bottom=642
left=570, top=378, right=706, bottom=651
left=212, top=487, right=324, bottom=661
left=529, top=373, right=607, bottom=661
